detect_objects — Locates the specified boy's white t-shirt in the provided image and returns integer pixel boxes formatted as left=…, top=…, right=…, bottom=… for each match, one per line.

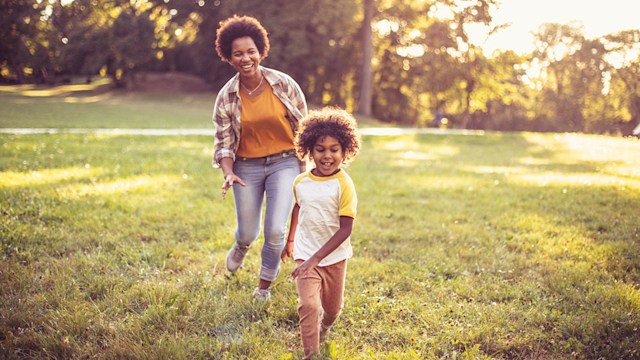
left=292, top=169, right=357, bottom=267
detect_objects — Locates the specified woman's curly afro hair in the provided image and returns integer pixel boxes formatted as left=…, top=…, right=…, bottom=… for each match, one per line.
left=295, top=107, right=361, bottom=165
left=215, top=15, right=270, bottom=62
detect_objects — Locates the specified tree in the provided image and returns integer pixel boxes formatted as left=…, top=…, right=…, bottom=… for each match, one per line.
left=531, top=23, right=587, bottom=131
left=357, top=0, right=373, bottom=116
left=604, top=30, right=640, bottom=134
left=465, top=50, right=531, bottom=131
left=447, top=0, right=498, bottom=128
left=107, top=5, right=156, bottom=87
left=0, top=0, right=50, bottom=83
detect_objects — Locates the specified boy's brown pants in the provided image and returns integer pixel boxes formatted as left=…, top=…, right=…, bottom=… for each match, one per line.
left=295, top=259, right=347, bottom=359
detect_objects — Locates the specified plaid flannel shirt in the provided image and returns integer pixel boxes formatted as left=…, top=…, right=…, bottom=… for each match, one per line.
left=212, top=66, right=308, bottom=167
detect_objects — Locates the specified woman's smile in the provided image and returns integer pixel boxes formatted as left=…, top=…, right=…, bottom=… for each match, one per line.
left=230, top=36, right=262, bottom=77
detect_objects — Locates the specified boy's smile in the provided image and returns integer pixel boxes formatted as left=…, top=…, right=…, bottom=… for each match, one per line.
left=311, top=135, right=343, bottom=177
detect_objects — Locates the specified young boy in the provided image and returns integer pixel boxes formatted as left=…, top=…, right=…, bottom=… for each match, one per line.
left=281, top=107, right=361, bottom=359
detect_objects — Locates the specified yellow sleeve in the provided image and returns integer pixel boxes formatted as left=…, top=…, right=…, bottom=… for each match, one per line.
left=338, top=173, right=357, bottom=218
left=292, top=173, right=305, bottom=205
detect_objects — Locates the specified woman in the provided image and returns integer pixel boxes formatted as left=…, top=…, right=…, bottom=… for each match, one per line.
left=212, top=15, right=307, bottom=301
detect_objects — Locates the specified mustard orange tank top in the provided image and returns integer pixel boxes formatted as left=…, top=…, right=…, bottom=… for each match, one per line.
left=236, top=84, right=295, bottom=158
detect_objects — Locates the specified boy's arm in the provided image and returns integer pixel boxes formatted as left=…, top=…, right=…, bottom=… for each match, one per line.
left=281, top=203, right=300, bottom=262
left=290, top=216, right=353, bottom=279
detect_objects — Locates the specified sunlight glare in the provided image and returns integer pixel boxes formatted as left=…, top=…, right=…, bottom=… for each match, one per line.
left=1, top=167, right=100, bottom=187
left=463, top=165, right=530, bottom=175
left=374, top=19, right=398, bottom=37
left=428, top=3, right=454, bottom=20
left=56, top=175, right=181, bottom=199
left=514, top=172, right=637, bottom=187
left=479, top=0, right=640, bottom=56
left=397, top=44, right=425, bottom=58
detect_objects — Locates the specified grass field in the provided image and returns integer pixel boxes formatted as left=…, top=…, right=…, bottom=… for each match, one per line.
left=1, top=84, right=640, bottom=359
left=0, top=79, right=216, bottom=129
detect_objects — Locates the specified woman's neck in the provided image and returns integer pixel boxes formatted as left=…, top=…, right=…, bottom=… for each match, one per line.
left=240, top=70, right=262, bottom=89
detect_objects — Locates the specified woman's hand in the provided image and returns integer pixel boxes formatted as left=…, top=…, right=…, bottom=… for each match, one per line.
left=291, top=257, right=320, bottom=279
left=221, top=173, right=245, bottom=199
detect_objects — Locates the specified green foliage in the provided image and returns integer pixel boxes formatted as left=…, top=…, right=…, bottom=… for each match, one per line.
left=1, top=1, right=639, bottom=134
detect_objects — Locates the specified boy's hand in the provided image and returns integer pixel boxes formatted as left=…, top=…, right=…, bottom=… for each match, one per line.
left=281, top=241, right=294, bottom=263
left=291, top=257, right=320, bottom=279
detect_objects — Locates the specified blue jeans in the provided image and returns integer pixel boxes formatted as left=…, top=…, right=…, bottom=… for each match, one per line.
left=232, top=150, right=300, bottom=282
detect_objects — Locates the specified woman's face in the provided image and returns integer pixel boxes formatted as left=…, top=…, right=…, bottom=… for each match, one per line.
left=229, top=36, right=262, bottom=78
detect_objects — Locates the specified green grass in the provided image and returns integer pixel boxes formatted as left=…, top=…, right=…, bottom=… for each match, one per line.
left=0, top=80, right=216, bottom=129
left=0, top=81, right=382, bottom=129
left=1, top=85, right=640, bottom=359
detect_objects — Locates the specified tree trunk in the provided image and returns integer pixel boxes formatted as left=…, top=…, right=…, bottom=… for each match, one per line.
left=357, top=0, right=373, bottom=116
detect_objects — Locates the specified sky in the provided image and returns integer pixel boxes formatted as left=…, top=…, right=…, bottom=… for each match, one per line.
left=472, top=0, right=640, bottom=55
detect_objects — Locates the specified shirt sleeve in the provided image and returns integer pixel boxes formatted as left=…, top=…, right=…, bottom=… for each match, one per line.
left=287, top=76, right=308, bottom=119
left=338, top=174, right=357, bottom=218
left=292, top=173, right=303, bottom=205
left=212, top=90, right=235, bottom=167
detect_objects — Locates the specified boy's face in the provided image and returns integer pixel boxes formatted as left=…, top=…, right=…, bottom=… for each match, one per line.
left=311, top=135, right=344, bottom=177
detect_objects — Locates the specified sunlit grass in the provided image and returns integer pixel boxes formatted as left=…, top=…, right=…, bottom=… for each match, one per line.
left=0, top=81, right=216, bottom=129
left=1, top=131, right=640, bottom=359
left=0, top=78, right=112, bottom=97
left=0, top=82, right=383, bottom=130
left=0, top=167, right=99, bottom=187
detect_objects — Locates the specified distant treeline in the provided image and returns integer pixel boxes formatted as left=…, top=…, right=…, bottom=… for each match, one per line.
left=1, top=0, right=639, bottom=135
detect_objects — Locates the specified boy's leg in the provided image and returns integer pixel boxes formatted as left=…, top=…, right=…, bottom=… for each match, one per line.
left=295, top=260, right=323, bottom=359
left=319, top=260, right=347, bottom=330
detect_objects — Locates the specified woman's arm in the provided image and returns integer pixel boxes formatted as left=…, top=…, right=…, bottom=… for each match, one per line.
left=212, top=83, right=238, bottom=168
left=290, top=216, right=353, bottom=279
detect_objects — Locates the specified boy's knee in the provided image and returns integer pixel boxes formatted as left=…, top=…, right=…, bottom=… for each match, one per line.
left=298, top=296, right=322, bottom=317
left=298, top=298, right=321, bottom=313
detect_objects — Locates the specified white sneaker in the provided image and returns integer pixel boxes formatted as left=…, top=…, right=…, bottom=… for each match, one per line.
left=252, top=287, right=271, bottom=302
left=226, top=242, right=249, bottom=272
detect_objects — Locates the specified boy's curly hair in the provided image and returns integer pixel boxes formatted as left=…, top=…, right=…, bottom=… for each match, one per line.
left=215, top=15, right=270, bottom=62
left=295, top=107, right=361, bottom=164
